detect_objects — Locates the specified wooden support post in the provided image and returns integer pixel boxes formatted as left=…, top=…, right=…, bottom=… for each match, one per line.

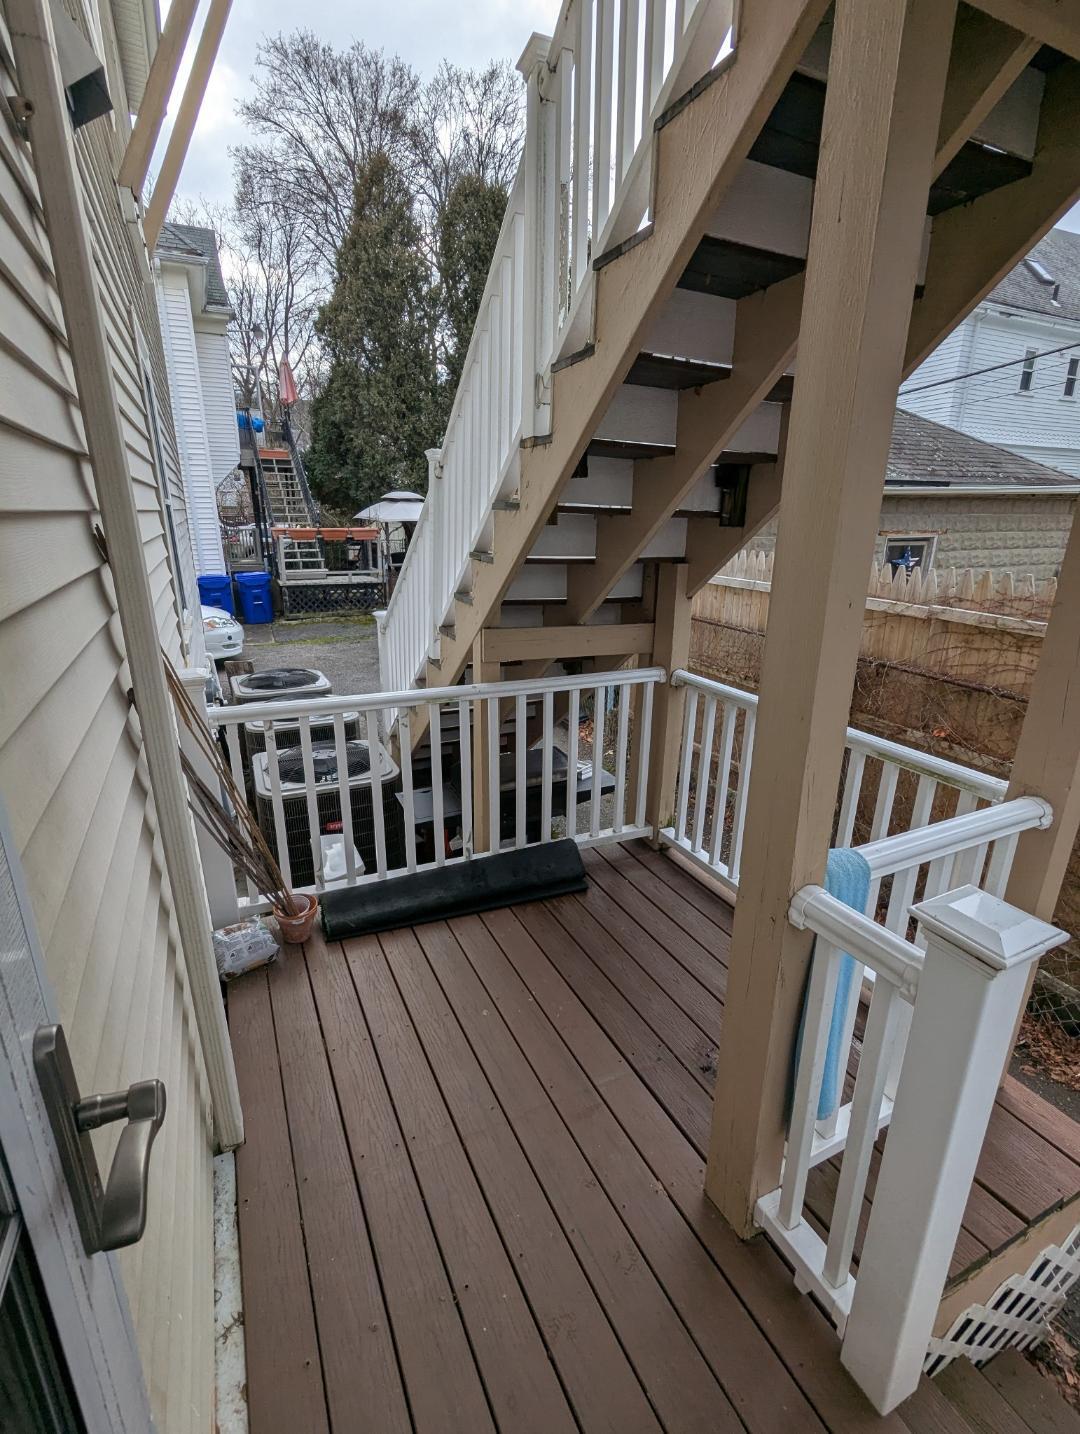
left=472, top=636, right=500, bottom=855
left=644, top=564, right=692, bottom=839
left=706, top=0, right=957, bottom=1236
left=1005, top=512, right=1080, bottom=921
left=993, top=509, right=1080, bottom=1063
left=142, top=0, right=233, bottom=250
left=117, top=0, right=200, bottom=193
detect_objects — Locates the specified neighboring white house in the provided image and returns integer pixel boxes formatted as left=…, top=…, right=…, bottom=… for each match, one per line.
left=899, top=228, right=1080, bottom=476
left=156, top=223, right=240, bottom=576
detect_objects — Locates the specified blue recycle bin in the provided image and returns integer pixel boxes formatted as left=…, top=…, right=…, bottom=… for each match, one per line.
left=234, top=570, right=274, bottom=625
left=197, top=572, right=234, bottom=616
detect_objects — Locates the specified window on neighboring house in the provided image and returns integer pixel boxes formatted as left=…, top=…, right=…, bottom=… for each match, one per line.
left=883, top=537, right=934, bottom=576
left=1064, top=356, right=1079, bottom=400
left=1018, top=349, right=1037, bottom=392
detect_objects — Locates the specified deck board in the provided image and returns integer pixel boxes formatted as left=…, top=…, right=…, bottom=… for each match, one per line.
left=230, top=840, right=1080, bottom=1434
left=304, top=933, right=495, bottom=1434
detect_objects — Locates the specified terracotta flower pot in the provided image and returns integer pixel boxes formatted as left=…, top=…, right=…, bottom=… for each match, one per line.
left=273, top=892, right=319, bottom=945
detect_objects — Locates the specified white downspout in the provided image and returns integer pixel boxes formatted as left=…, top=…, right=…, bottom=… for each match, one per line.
left=7, top=0, right=243, bottom=1149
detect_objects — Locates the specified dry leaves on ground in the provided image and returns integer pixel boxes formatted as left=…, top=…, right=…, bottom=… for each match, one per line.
left=1015, top=1015, right=1080, bottom=1091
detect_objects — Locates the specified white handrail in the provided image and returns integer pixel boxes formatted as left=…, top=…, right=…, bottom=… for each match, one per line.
left=788, top=887, right=922, bottom=1001
left=857, top=795, right=1051, bottom=878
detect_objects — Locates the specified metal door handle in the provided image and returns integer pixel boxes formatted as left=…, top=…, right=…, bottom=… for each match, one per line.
left=34, top=1025, right=166, bottom=1255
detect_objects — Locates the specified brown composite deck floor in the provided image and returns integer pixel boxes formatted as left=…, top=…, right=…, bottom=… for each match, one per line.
left=229, top=839, right=1080, bottom=1434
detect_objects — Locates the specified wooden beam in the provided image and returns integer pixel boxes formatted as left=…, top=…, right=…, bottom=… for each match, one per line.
left=644, top=564, right=692, bottom=837
left=1004, top=511, right=1080, bottom=921
left=142, top=0, right=233, bottom=250
left=685, top=461, right=782, bottom=595
left=706, top=0, right=958, bottom=1237
left=907, top=55, right=1080, bottom=372
left=117, top=0, right=200, bottom=193
left=935, top=7, right=1039, bottom=172
left=970, top=0, right=1080, bottom=59
left=426, top=0, right=831, bottom=694
left=482, top=622, right=654, bottom=664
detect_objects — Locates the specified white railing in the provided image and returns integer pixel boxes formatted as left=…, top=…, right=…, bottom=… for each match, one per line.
left=758, top=858, right=1064, bottom=1413
left=205, top=666, right=661, bottom=914
left=380, top=0, right=736, bottom=693
left=662, top=669, right=1009, bottom=902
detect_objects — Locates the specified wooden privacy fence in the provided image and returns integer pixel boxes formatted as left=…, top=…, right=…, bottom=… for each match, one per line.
left=694, top=551, right=1048, bottom=698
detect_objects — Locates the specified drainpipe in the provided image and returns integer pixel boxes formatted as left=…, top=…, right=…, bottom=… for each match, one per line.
left=8, top=0, right=243, bottom=1150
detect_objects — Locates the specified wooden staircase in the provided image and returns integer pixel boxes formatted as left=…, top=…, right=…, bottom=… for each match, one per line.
left=379, top=1, right=1077, bottom=703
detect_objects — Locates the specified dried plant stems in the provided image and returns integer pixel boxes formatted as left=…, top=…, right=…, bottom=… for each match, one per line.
left=164, top=655, right=297, bottom=913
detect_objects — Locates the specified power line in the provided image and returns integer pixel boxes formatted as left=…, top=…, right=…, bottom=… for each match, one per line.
left=899, top=339, right=1080, bottom=396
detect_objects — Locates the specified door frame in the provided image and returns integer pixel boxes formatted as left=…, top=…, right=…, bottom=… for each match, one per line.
left=0, top=798, right=152, bottom=1431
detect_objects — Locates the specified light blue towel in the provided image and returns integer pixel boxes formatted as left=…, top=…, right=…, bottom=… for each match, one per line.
left=811, top=848, right=872, bottom=1120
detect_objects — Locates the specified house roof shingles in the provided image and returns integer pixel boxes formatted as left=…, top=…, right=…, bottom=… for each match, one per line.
left=156, top=222, right=233, bottom=314
left=986, top=228, right=1080, bottom=322
left=885, top=410, right=1079, bottom=490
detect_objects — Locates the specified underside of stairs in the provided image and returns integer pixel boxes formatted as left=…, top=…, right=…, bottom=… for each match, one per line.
left=381, top=1, right=1076, bottom=709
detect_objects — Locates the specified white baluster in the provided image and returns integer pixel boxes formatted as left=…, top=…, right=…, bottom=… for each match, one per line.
left=823, top=977, right=903, bottom=1289
left=566, top=686, right=580, bottom=838
left=674, top=686, right=699, bottom=845
left=613, top=680, right=630, bottom=834
left=458, top=697, right=474, bottom=860
left=779, top=941, right=843, bottom=1230
left=691, top=693, right=716, bottom=855
left=592, top=0, right=616, bottom=235
left=634, top=680, right=654, bottom=831
left=729, top=709, right=755, bottom=883
left=332, top=713, right=357, bottom=885
left=541, top=689, right=555, bottom=842
left=365, top=710, right=388, bottom=878
left=590, top=683, right=605, bottom=838
left=709, top=702, right=736, bottom=869
left=572, top=3, right=593, bottom=301
left=515, top=692, right=528, bottom=848
left=263, top=723, right=293, bottom=891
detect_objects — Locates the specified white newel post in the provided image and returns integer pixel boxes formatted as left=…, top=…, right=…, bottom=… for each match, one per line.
left=374, top=608, right=390, bottom=691
left=840, top=885, right=1067, bottom=1414
left=426, top=446, right=443, bottom=658
left=176, top=667, right=241, bottom=931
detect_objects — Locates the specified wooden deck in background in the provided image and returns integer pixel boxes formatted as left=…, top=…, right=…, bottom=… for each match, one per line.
left=229, top=840, right=1080, bottom=1433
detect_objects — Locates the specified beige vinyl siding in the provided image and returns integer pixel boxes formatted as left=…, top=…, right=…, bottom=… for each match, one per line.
left=0, top=6, right=215, bottom=1432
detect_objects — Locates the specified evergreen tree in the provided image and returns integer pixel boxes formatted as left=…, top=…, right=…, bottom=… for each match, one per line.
left=306, top=153, right=439, bottom=512
left=437, top=173, right=509, bottom=394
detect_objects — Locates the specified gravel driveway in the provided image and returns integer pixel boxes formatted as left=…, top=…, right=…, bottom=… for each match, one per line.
left=237, top=613, right=381, bottom=697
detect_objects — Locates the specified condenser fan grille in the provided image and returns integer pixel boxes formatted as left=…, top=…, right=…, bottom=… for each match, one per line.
left=242, top=668, right=324, bottom=692
left=274, top=741, right=373, bottom=786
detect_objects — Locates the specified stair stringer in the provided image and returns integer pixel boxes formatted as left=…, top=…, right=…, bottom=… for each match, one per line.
left=427, top=0, right=832, bottom=705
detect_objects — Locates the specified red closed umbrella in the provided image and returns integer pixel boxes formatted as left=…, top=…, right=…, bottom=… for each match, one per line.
left=278, top=358, right=298, bottom=408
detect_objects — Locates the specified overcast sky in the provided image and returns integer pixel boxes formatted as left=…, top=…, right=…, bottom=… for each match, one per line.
left=160, top=0, right=1080, bottom=230
left=159, top=0, right=553, bottom=210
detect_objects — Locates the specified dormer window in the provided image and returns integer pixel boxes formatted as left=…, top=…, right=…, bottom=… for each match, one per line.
left=1019, top=350, right=1037, bottom=393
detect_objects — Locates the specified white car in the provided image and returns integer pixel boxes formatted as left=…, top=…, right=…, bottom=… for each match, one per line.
left=202, top=605, right=244, bottom=662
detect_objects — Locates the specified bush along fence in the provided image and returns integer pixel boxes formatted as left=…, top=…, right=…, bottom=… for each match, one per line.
left=692, top=554, right=1080, bottom=1041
